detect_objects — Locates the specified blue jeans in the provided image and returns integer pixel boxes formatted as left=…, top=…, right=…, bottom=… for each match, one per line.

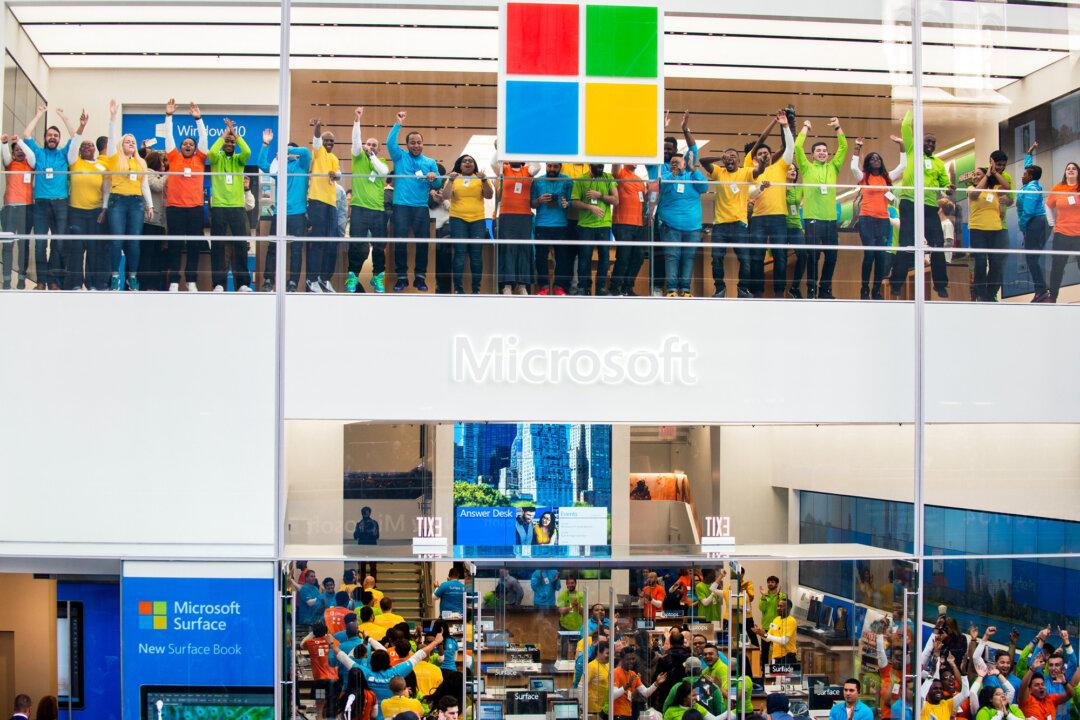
left=450, top=217, right=486, bottom=293
left=306, top=200, right=337, bottom=283
left=711, top=221, right=749, bottom=293
left=664, top=227, right=700, bottom=292
left=392, top=204, right=431, bottom=279
left=858, top=215, right=892, bottom=292
left=33, top=198, right=68, bottom=287
left=107, top=195, right=144, bottom=276
left=1022, top=215, right=1049, bottom=294
left=751, top=214, right=789, bottom=296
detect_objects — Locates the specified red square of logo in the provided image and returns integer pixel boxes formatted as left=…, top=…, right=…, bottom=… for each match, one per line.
left=506, top=3, right=579, bottom=76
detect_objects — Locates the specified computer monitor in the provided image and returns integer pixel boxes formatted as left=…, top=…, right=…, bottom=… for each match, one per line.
left=140, top=685, right=273, bottom=720
left=481, top=701, right=505, bottom=720
left=552, top=701, right=579, bottom=720
left=806, top=597, right=821, bottom=626
left=506, top=690, right=547, bottom=720
left=818, top=605, right=834, bottom=629
left=529, top=676, right=556, bottom=694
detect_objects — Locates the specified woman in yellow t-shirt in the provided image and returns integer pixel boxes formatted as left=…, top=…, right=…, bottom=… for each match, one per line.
left=441, top=154, right=493, bottom=294
left=967, top=166, right=1007, bottom=302
left=105, top=99, right=153, bottom=290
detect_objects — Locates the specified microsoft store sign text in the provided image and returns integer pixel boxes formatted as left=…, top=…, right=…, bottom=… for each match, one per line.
left=452, top=335, right=698, bottom=386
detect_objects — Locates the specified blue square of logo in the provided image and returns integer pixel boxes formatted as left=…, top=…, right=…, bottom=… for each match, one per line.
left=139, top=615, right=152, bottom=630
left=506, top=81, right=579, bottom=156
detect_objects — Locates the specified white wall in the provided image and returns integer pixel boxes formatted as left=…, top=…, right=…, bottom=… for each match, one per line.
left=5, top=8, right=48, bottom=98
left=45, top=68, right=279, bottom=140
left=0, top=293, right=276, bottom=558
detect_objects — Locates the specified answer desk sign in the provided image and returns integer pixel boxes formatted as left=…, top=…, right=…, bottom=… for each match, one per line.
left=413, top=515, right=448, bottom=557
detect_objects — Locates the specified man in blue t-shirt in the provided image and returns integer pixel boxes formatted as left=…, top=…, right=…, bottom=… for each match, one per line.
left=531, top=163, right=573, bottom=294
left=297, top=571, right=326, bottom=627
left=386, top=109, right=443, bottom=292
left=20, top=104, right=77, bottom=289
left=433, top=567, right=465, bottom=616
left=258, top=129, right=311, bottom=292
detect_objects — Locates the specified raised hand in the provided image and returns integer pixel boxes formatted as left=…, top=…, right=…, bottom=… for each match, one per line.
left=802, top=119, right=812, bottom=131
left=223, top=117, right=236, bottom=132
left=355, top=107, right=364, bottom=121
left=79, top=109, right=89, bottom=126
left=827, top=117, right=840, bottom=129
left=165, top=98, right=177, bottom=116
left=1058, top=627, right=1070, bottom=645
left=775, top=111, right=788, bottom=127
left=262, top=128, right=274, bottom=145
left=664, top=110, right=671, bottom=128
left=681, top=110, right=690, bottom=130
left=396, top=111, right=407, bottom=124
left=890, top=134, right=903, bottom=146
left=855, top=138, right=864, bottom=149
left=985, top=626, right=997, bottom=639
left=189, top=102, right=201, bottom=120
left=109, top=99, right=118, bottom=119
left=36, top=104, right=47, bottom=117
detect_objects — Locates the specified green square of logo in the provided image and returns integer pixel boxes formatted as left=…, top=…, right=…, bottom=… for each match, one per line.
left=153, top=601, right=167, bottom=615
left=585, top=5, right=658, bottom=78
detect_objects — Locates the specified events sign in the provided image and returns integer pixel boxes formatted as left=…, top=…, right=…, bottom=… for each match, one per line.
left=121, top=562, right=274, bottom=720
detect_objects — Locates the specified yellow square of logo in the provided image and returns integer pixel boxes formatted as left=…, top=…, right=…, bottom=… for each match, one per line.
left=584, top=83, right=658, bottom=157
left=153, top=615, right=167, bottom=630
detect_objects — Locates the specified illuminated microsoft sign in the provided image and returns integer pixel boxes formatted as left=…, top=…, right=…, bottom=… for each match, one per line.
left=452, top=335, right=698, bottom=386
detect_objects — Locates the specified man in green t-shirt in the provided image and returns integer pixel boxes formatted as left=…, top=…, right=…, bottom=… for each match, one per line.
left=346, top=107, right=391, bottom=293
left=757, top=576, right=787, bottom=677
left=694, top=569, right=723, bottom=623
left=889, top=109, right=955, bottom=299
left=557, top=577, right=585, bottom=632
left=794, top=116, right=847, bottom=299
left=570, top=164, right=618, bottom=296
left=208, top=118, right=252, bottom=292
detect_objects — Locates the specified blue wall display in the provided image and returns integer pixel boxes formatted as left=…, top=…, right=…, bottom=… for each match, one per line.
left=121, top=573, right=274, bottom=720
left=120, top=113, right=278, bottom=159
left=58, top=581, right=121, bottom=720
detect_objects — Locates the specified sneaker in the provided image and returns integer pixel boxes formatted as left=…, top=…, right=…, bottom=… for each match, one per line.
left=110, top=274, right=120, bottom=291
left=126, top=274, right=140, bottom=291
left=787, top=287, right=802, bottom=299
left=737, top=287, right=753, bottom=299
left=238, top=284, right=253, bottom=292
left=287, top=281, right=298, bottom=292
left=537, top=287, right=551, bottom=296
left=345, top=272, right=358, bottom=293
left=414, top=278, right=428, bottom=292
left=553, top=287, right=567, bottom=296
left=15, top=274, right=25, bottom=290
left=262, top=278, right=273, bottom=292
left=371, top=272, right=385, bottom=293
left=934, top=285, right=949, bottom=299
left=713, top=285, right=726, bottom=298
left=871, top=286, right=883, bottom=300
left=859, top=286, right=870, bottom=300
left=819, top=289, right=835, bottom=300
left=306, top=280, right=322, bottom=293
left=393, top=278, right=408, bottom=292
left=187, top=282, right=198, bottom=292
left=679, top=291, right=692, bottom=298
left=597, top=286, right=610, bottom=296
left=650, top=287, right=663, bottom=297
left=623, top=289, right=637, bottom=297
left=666, top=291, right=678, bottom=297
left=515, top=285, right=528, bottom=295
left=501, top=285, right=513, bottom=295
left=169, top=282, right=179, bottom=292
left=213, top=284, right=225, bottom=293
left=1032, top=290, right=1050, bottom=303
left=320, top=279, right=334, bottom=293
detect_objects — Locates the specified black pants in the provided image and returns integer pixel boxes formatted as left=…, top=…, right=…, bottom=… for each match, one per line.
left=166, top=205, right=206, bottom=285
left=2, top=204, right=31, bottom=288
left=970, top=228, right=1007, bottom=301
left=576, top=225, right=611, bottom=294
left=264, top=213, right=306, bottom=287
left=803, top=219, right=838, bottom=296
left=137, top=225, right=168, bottom=291
left=858, top=215, right=892, bottom=292
left=1022, top=215, right=1049, bottom=295
left=650, top=214, right=665, bottom=291
left=535, top=225, right=573, bottom=290
left=434, top=221, right=453, bottom=293
left=348, top=206, right=385, bottom=276
left=209, top=206, right=251, bottom=289
left=1049, top=232, right=1080, bottom=300
left=891, top=199, right=947, bottom=295
left=610, top=223, right=645, bottom=293
left=34, top=198, right=69, bottom=288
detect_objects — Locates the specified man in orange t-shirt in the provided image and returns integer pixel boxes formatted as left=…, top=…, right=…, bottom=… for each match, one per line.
left=2, top=136, right=35, bottom=289
left=609, top=164, right=647, bottom=295
left=302, top=620, right=340, bottom=717
left=640, top=572, right=666, bottom=619
left=323, top=591, right=353, bottom=635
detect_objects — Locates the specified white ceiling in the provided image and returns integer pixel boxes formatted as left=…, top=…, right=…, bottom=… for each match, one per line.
left=8, top=1, right=1079, bottom=91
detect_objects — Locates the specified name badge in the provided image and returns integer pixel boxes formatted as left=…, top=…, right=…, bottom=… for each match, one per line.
left=94, top=163, right=105, bottom=172
left=885, top=191, right=896, bottom=202
left=513, top=182, right=522, bottom=194
left=819, top=185, right=828, bottom=195
left=129, top=173, right=138, bottom=182
left=676, top=183, right=685, bottom=194
left=789, top=204, right=798, bottom=215
left=369, top=172, right=377, bottom=183
left=183, top=167, right=192, bottom=177
left=590, top=197, right=598, bottom=205
left=1069, top=196, right=1077, bottom=206
left=891, top=684, right=900, bottom=696
left=984, top=193, right=995, bottom=203
left=924, top=159, right=932, bottom=170
left=637, top=191, right=644, bottom=202
left=463, top=178, right=471, bottom=187
left=414, top=170, right=423, bottom=178
left=730, top=183, right=739, bottom=194
left=225, top=174, right=234, bottom=185
left=45, top=167, right=54, bottom=180
left=22, top=172, right=31, bottom=184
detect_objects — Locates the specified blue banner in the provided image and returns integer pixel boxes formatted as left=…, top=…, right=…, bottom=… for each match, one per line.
left=121, top=574, right=274, bottom=720
left=121, top=113, right=278, bottom=159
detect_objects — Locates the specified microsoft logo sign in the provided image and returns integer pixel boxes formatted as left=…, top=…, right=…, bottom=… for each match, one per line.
left=138, top=600, right=168, bottom=630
